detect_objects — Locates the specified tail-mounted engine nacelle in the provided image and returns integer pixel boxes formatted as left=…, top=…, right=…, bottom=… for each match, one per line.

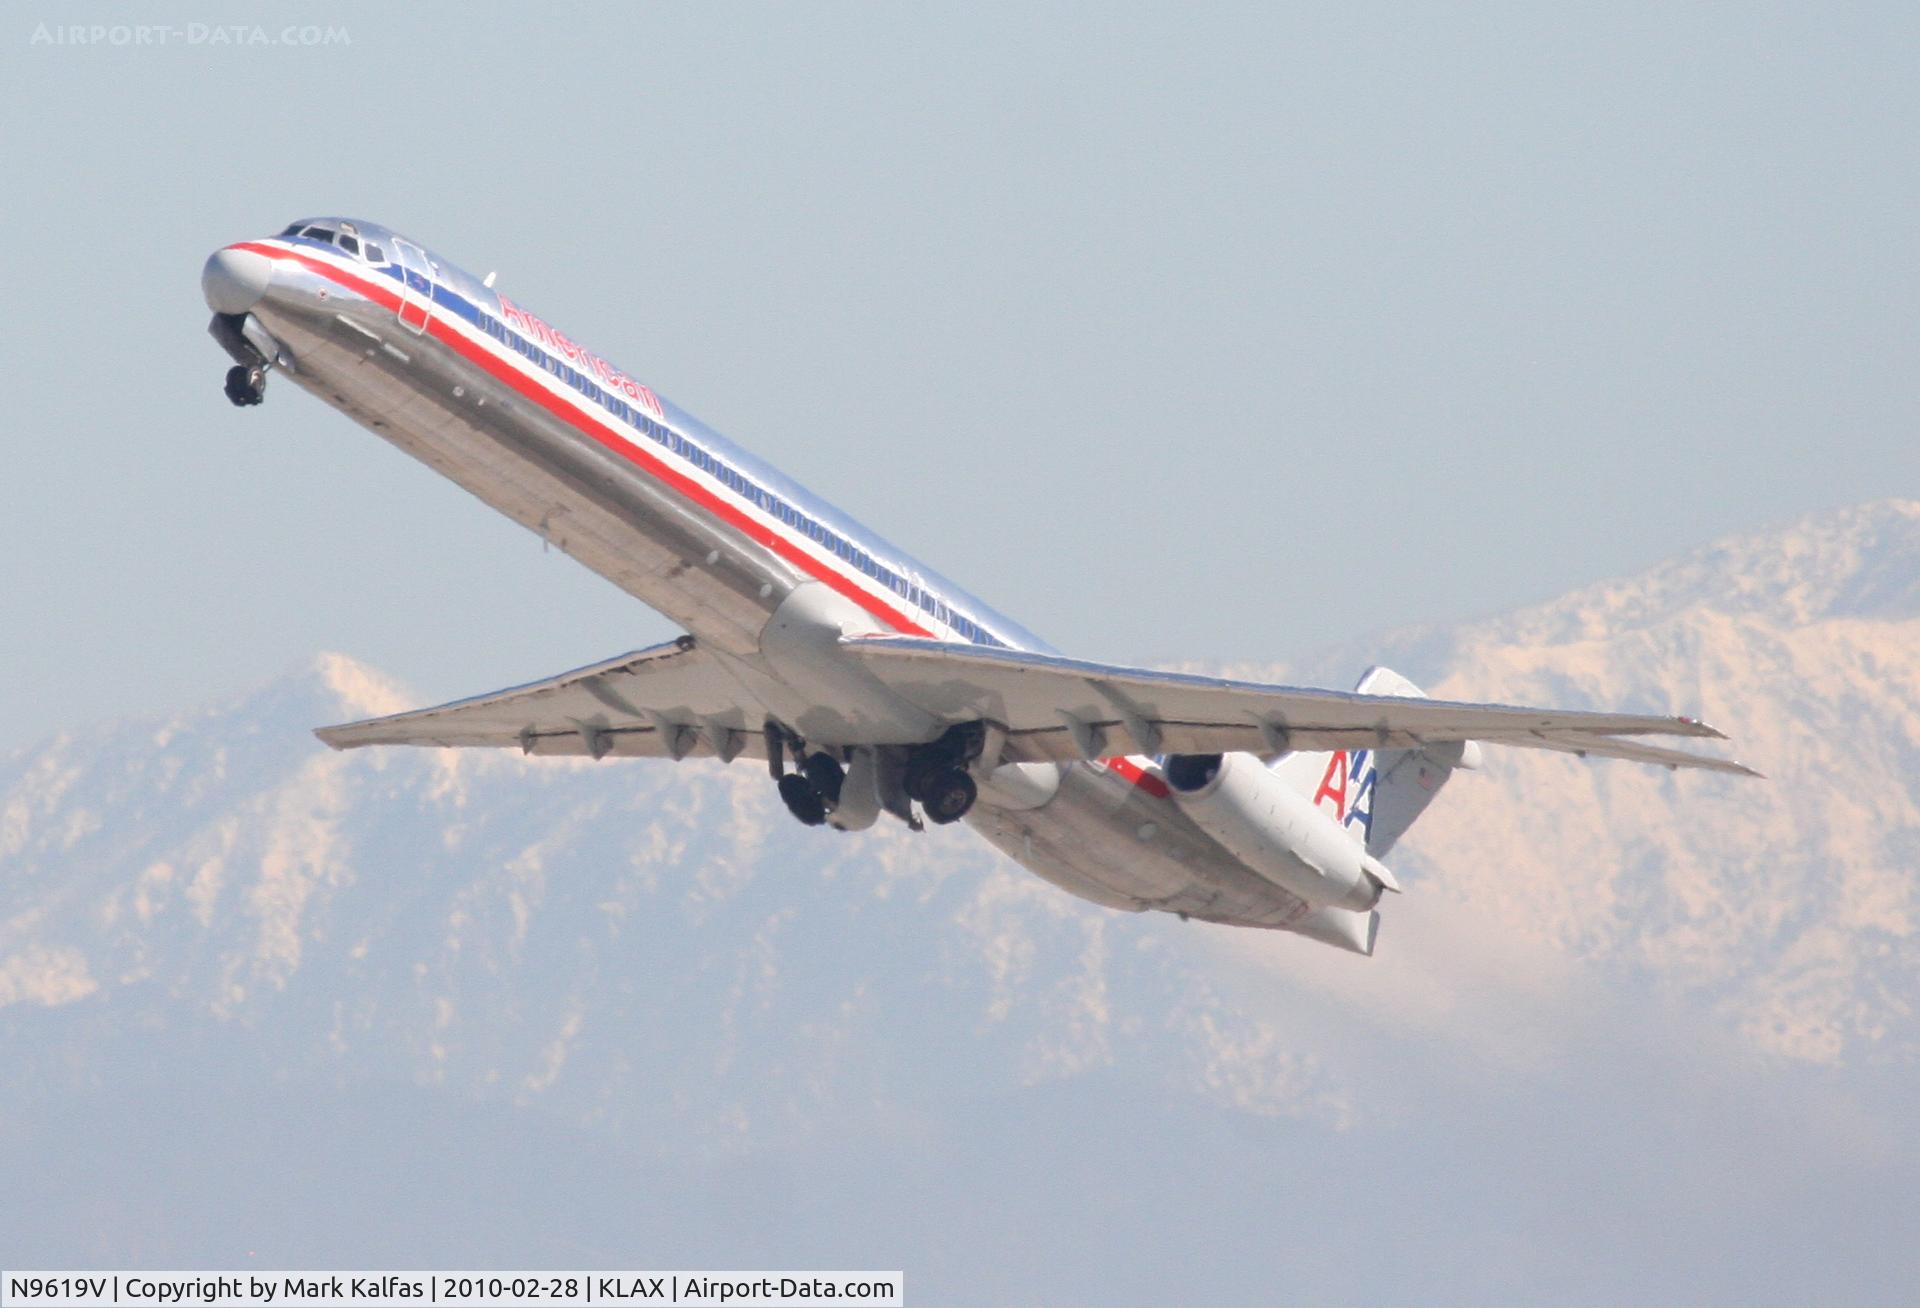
left=1163, top=752, right=1399, bottom=912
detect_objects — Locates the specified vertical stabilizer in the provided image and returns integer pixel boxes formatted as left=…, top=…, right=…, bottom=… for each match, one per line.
left=1268, top=666, right=1478, bottom=858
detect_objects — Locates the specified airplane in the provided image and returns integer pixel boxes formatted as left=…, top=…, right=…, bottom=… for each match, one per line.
left=201, top=218, right=1757, bottom=957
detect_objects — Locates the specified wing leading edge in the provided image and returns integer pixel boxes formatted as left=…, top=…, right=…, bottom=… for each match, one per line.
left=838, top=636, right=1761, bottom=777
left=316, top=634, right=1759, bottom=778
left=315, top=636, right=771, bottom=763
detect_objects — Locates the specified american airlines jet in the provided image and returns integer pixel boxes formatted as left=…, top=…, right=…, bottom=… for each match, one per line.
left=201, top=219, right=1755, bottom=957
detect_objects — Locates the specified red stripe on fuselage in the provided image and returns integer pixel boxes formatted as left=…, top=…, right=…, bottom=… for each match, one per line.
left=233, top=240, right=933, bottom=638
left=1105, top=755, right=1172, bottom=799
left=235, top=240, right=1171, bottom=799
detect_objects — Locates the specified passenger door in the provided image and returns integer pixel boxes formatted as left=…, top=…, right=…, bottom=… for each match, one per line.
left=392, top=238, right=434, bottom=333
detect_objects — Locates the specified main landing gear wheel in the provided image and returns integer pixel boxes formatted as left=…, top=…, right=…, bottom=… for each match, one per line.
left=223, top=364, right=266, bottom=407
left=777, top=773, right=828, bottom=827
left=903, top=755, right=947, bottom=806
left=919, top=769, right=977, bottom=825
left=802, top=752, right=845, bottom=806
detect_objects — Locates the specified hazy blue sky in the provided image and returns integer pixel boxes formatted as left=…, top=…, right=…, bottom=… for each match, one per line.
left=3, top=10, right=1917, bottom=1301
left=3, top=2, right=1914, bottom=750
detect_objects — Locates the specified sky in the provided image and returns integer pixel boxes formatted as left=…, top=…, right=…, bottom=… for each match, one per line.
left=2, top=4, right=1915, bottom=753
left=1, top=8, right=1916, bottom=1297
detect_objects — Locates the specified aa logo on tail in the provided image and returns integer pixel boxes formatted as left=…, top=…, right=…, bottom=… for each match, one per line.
left=1311, top=749, right=1376, bottom=839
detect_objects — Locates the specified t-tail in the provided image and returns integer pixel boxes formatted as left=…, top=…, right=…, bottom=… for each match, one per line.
left=1272, top=666, right=1480, bottom=857
left=1275, top=667, right=1480, bottom=954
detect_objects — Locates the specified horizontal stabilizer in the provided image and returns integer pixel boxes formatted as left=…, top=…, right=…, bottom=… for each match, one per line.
left=1288, top=906, right=1380, bottom=956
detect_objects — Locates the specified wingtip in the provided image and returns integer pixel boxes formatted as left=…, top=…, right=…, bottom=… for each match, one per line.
left=312, top=725, right=353, bottom=751
left=1696, top=755, right=1764, bottom=779
left=1676, top=715, right=1730, bottom=740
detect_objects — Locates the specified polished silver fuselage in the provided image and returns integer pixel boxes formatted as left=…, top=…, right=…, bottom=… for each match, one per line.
left=217, top=221, right=1315, bottom=931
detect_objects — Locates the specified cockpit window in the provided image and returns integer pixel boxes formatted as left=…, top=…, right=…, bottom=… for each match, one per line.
left=280, top=223, right=303, bottom=237
left=301, top=225, right=334, bottom=241
left=364, top=243, right=386, bottom=264
left=337, top=233, right=360, bottom=256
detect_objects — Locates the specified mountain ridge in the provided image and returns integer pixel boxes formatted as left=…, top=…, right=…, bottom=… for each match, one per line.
left=4, top=497, right=1916, bottom=1294
left=3, top=498, right=1915, bottom=1120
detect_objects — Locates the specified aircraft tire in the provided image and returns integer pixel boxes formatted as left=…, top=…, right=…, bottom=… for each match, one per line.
left=224, top=364, right=265, bottom=407
left=921, top=769, right=977, bottom=825
left=802, top=752, right=845, bottom=806
left=777, top=773, right=828, bottom=826
left=904, top=753, right=952, bottom=803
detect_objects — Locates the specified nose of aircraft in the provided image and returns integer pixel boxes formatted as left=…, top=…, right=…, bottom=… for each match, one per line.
left=201, top=245, right=271, bottom=314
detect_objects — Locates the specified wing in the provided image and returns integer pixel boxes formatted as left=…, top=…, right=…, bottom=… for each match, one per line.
left=318, top=634, right=1759, bottom=777
left=1485, top=730, right=1761, bottom=775
left=315, top=637, right=768, bottom=762
left=840, top=637, right=1760, bottom=777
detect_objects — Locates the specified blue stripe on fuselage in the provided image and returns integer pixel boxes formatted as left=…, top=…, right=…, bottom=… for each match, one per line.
left=285, top=232, right=1048, bottom=654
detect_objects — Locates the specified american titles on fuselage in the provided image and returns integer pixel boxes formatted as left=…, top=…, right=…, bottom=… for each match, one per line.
left=270, top=219, right=1017, bottom=651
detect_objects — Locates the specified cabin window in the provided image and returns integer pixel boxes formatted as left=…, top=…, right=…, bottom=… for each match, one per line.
left=337, top=233, right=360, bottom=256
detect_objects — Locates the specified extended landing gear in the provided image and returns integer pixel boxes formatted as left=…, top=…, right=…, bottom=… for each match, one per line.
left=209, top=312, right=278, bottom=407
left=223, top=363, right=266, bottom=407
left=766, top=720, right=984, bottom=830
left=906, top=759, right=977, bottom=825
left=767, top=723, right=842, bottom=828
left=802, top=751, right=844, bottom=806
left=775, top=752, right=844, bottom=827
left=902, top=723, right=983, bottom=825
left=777, top=772, right=828, bottom=826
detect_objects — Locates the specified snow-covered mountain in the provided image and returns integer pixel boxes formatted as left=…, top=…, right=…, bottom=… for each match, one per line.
left=0, top=651, right=1264, bottom=1139
left=1299, top=498, right=1920, bottom=1064
left=3, top=501, right=1915, bottom=1300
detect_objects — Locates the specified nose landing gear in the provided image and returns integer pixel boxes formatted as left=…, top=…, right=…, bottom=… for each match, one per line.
left=209, top=312, right=276, bottom=407
left=223, top=364, right=267, bottom=407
